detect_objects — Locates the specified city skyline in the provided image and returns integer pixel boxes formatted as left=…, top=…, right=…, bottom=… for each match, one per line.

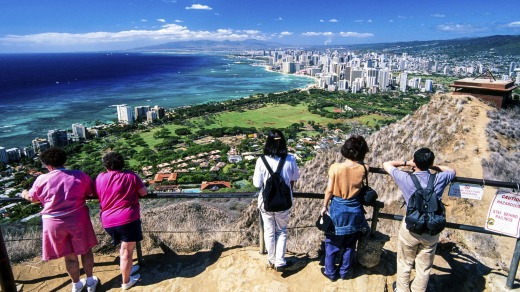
left=1, top=0, right=519, bottom=53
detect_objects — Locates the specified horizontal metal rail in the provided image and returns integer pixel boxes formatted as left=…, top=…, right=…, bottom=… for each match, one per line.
left=1, top=167, right=519, bottom=289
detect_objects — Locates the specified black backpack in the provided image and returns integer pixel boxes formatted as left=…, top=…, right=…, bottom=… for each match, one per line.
left=405, top=172, right=446, bottom=235
left=260, top=155, right=293, bottom=212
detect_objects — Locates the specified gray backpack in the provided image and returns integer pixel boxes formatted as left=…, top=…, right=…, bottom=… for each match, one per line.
left=405, top=173, right=446, bottom=235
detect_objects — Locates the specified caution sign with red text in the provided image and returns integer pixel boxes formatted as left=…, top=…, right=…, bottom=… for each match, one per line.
left=485, top=191, right=520, bottom=238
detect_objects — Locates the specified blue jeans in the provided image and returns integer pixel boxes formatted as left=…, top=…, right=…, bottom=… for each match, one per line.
left=324, top=232, right=360, bottom=279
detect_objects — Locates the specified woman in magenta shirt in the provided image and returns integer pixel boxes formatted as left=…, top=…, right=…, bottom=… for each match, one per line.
left=22, top=147, right=99, bottom=292
left=95, top=152, right=147, bottom=290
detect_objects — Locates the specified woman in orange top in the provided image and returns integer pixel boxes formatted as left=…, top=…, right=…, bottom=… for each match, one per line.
left=320, top=135, right=370, bottom=281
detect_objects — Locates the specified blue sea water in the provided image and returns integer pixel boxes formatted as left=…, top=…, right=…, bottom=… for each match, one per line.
left=0, top=52, right=314, bottom=149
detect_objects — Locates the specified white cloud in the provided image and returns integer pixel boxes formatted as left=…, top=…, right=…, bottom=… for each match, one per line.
left=241, top=30, right=261, bottom=34
left=186, top=4, right=212, bottom=10
left=157, top=19, right=166, bottom=23
left=367, top=19, right=373, bottom=23
left=275, top=17, right=283, bottom=21
left=174, top=20, right=183, bottom=23
left=436, top=23, right=485, bottom=33
left=329, top=19, right=338, bottom=23
left=302, top=32, right=334, bottom=36
left=431, top=13, right=445, bottom=18
left=389, top=19, right=394, bottom=23
left=319, top=20, right=325, bottom=23
left=0, top=24, right=268, bottom=48
left=506, top=21, right=520, bottom=27
left=140, top=19, right=148, bottom=22
left=277, top=31, right=292, bottom=38
left=397, top=15, right=407, bottom=19
left=339, top=31, right=374, bottom=38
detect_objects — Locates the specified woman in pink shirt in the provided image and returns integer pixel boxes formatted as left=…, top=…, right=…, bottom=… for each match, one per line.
left=22, top=147, right=99, bottom=292
left=95, top=152, right=147, bottom=290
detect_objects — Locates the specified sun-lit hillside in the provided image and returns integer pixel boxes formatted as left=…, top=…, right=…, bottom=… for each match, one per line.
left=9, top=94, right=520, bottom=291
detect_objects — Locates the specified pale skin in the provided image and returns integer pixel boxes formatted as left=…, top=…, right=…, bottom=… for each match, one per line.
left=21, top=164, right=95, bottom=284
left=120, top=185, right=147, bottom=285
left=382, top=159, right=456, bottom=175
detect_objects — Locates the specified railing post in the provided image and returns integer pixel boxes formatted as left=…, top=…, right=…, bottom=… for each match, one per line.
left=506, top=237, right=520, bottom=289
left=136, top=241, right=143, bottom=266
left=370, top=204, right=381, bottom=236
left=259, top=211, right=266, bottom=254
left=0, top=227, right=17, bottom=292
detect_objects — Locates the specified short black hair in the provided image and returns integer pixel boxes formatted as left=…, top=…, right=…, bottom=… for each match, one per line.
left=40, top=147, right=67, bottom=167
left=102, top=152, right=125, bottom=171
left=263, top=129, right=288, bottom=157
left=413, top=147, right=435, bottom=170
left=340, top=135, right=369, bottom=161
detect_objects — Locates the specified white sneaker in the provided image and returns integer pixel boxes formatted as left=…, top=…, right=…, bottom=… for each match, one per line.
left=121, top=273, right=140, bottom=290
left=86, top=276, right=99, bottom=292
left=72, top=279, right=86, bottom=292
left=130, top=264, right=140, bottom=275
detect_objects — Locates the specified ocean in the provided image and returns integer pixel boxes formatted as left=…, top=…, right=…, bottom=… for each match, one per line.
left=0, top=52, right=314, bottom=149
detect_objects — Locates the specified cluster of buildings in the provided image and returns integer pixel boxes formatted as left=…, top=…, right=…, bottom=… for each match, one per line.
left=0, top=123, right=102, bottom=165
left=142, top=149, right=224, bottom=177
left=0, top=104, right=167, bottom=165
left=260, top=50, right=520, bottom=94
left=116, top=104, right=166, bottom=125
left=2, top=48, right=520, bottom=165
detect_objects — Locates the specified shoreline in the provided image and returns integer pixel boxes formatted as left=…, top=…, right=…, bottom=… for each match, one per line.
left=259, top=63, right=319, bottom=91
left=0, top=55, right=318, bottom=150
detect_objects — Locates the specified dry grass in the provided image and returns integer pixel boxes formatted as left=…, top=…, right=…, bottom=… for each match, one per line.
left=2, top=224, right=41, bottom=262
left=482, top=106, right=520, bottom=183
left=5, top=95, right=518, bottom=277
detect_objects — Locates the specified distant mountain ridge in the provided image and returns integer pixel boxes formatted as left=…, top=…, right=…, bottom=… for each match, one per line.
left=133, top=39, right=284, bottom=51
left=134, top=34, right=520, bottom=56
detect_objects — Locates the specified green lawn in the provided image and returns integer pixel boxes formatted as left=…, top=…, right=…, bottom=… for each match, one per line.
left=353, top=114, right=393, bottom=127
left=117, top=103, right=394, bottom=160
left=194, top=103, right=342, bottom=129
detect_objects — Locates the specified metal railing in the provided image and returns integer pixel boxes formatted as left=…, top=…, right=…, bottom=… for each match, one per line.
left=1, top=167, right=519, bottom=291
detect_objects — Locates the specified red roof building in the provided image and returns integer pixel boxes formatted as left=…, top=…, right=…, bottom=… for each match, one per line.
left=200, top=181, right=231, bottom=191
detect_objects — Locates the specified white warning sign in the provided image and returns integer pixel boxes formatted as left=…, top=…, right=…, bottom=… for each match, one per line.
left=448, top=183, right=484, bottom=200
left=485, top=191, right=520, bottom=238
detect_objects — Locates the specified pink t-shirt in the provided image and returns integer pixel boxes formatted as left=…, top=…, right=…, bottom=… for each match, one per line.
left=95, top=170, right=145, bottom=228
left=28, top=169, right=94, bottom=216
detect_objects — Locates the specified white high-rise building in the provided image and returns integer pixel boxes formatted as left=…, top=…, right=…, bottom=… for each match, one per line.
left=399, top=73, right=408, bottom=92
left=23, top=147, right=35, bottom=159
left=0, top=147, right=7, bottom=164
left=6, top=148, right=20, bottom=162
left=282, top=62, right=298, bottom=74
left=47, top=129, right=68, bottom=147
left=32, top=138, right=49, bottom=154
left=338, top=80, right=348, bottom=91
left=116, top=104, right=133, bottom=125
left=146, top=110, right=158, bottom=123
left=134, top=106, right=150, bottom=122
left=350, top=69, right=363, bottom=85
left=72, top=123, right=87, bottom=140
left=424, top=79, right=433, bottom=92
left=378, top=70, right=390, bottom=92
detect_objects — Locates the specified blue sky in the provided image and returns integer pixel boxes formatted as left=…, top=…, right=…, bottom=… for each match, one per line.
left=0, top=0, right=519, bottom=53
